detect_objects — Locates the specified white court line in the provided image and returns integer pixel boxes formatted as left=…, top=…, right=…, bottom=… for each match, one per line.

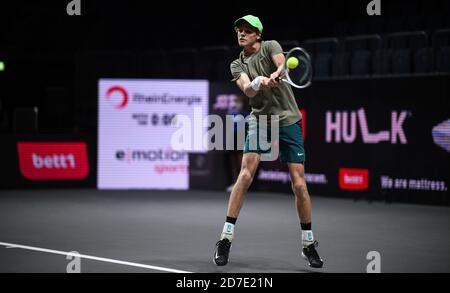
left=0, top=241, right=192, bottom=273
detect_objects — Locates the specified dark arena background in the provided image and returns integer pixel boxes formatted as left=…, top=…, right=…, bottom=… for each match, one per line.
left=0, top=0, right=449, bottom=279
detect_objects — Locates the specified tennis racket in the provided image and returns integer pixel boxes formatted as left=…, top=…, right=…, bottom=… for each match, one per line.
left=275, top=47, right=312, bottom=89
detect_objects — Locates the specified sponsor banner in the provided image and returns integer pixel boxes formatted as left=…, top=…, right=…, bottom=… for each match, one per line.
left=17, top=142, right=89, bottom=180
left=98, top=79, right=209, bottom=189
left=339, top=168, right=369, bottom=191
left=306, top=77, right=449, bottom=195
left=257, top=169, right=328, bottom=185
left=208, top=76, right=450, bottom=197
left=325, top=108, right=408, bottom=144
left=380, top=175, right=448, bottom=192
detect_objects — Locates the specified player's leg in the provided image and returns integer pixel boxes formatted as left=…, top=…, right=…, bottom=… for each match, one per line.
left=288, top=162, right=323, bottom=268
left=279, top=121, right=323, bottom=268
left=227, top=152, right=260, bottom=219
left=226, top=151, right=243, bottom=192
left=288, top=162, right=312, bottom=225
left=214, top=152, right=261, bottom=266
left=288, top=162, right=315, bottom=243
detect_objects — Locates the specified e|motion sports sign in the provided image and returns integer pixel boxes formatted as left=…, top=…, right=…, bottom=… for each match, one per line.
left=97, top=79, right=209, bottom=189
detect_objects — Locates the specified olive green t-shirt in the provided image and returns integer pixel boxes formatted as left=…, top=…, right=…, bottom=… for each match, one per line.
left=230, top=40, right=302, bottom=127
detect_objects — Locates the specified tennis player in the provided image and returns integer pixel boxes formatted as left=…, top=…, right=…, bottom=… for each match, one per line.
left=213, top=15, right=324, bottom=268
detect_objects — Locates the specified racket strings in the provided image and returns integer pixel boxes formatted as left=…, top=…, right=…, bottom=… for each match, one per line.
left=285, top=49, right=312, bottom=88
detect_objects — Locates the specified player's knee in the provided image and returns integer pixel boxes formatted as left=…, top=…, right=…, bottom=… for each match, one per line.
left=239, top=168, right=254, bottom=185
left=292, top=180, right=307, bottom=198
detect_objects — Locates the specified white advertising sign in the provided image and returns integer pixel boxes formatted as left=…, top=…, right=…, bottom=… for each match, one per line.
left=98, top=79, right=209, bottom=189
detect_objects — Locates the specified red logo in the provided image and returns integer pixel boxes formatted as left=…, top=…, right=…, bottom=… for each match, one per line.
left=300, top=108, right=306, bottom=140
left=339, top=168, right=369, bottom=190
left=106, top=85, right=129, bottom=109
left=17, top=142, right=89, bottom=180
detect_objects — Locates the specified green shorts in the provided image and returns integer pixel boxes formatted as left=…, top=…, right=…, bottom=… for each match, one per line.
left=243, top=120, right=305, bottom=163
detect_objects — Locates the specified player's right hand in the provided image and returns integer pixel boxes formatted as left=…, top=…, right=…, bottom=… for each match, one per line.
left=260, top=76, right=277, bottom=90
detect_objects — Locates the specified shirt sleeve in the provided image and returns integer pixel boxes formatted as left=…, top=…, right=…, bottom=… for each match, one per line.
left=266, top=40, right=284, bottom=56
left=230, top=60, right=244, bottom=82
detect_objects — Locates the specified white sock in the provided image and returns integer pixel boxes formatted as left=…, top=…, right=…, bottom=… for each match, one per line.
left=302, top=230, right=314, bottom=246
left=220, top=222, right=235, bottom=241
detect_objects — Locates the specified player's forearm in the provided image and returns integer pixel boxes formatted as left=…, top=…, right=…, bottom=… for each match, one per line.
left=275, top=64, right=284, bottom=75
left=269, top=65, right=286, bottom=83
left=243, top=83, right=258, bottom=98
left=237, top=75, right=270, bottom=98
left=241, top=76, right=265, bottom=98
left=272, top=52, right=285, bottom=72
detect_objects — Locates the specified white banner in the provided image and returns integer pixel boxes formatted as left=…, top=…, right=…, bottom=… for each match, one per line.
left=98, top=79, right=209, bottom=189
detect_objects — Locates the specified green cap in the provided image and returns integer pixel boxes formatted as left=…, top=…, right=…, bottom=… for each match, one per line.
left=234, top=15, right=263, bottom=33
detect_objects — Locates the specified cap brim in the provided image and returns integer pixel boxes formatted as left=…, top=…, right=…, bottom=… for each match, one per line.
left=234, top=18, right=248, bottom=26
left=234, top=19, right=260, bottom=33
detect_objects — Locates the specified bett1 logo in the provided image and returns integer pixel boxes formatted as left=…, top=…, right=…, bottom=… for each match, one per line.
left=17, top=142, right=89, bottom=180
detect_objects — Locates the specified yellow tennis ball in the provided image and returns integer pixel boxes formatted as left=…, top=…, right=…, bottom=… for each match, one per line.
left=286, top=57, right=299, bottom=69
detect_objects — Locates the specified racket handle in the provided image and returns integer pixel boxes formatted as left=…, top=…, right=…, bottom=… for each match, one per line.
left=275, top=76, right=281, bottom=82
